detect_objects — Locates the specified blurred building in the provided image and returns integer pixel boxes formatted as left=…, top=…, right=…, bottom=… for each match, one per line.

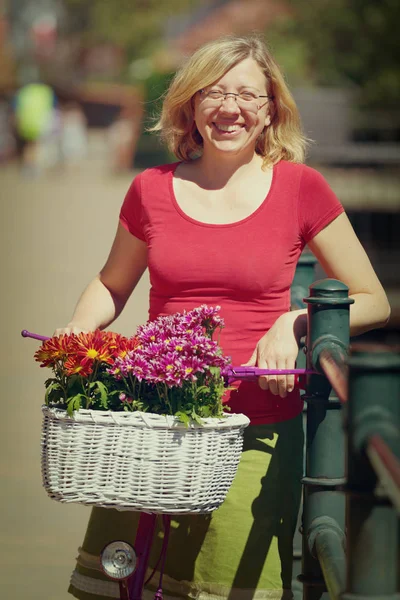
left=7, top=0, right=65, bottom=80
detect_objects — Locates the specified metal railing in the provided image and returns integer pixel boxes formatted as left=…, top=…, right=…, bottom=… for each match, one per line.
left=299, top=279, right=400, bottom=600
left=366, top=433, right=400, bottom=514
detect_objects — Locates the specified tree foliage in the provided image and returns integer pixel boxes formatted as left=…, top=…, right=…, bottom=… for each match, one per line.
left=63, top=0, right=201, bottom=60
left=63, top=0, right=400, bottom=109
left=270, top=0, right=400, bottom=109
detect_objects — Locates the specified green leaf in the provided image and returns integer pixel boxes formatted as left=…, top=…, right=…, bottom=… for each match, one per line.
left=45, top=382, right=63, bottom=406
left=66, top=394, right=85, bottom=416
left=94, top=381, right=109, bottom=409
left=208, top=366, right=221, bottom=377
left=190, top=410, right=203, bottom=426
left=175, top=411, right=190, bottom=427
left=195, top=385, right=209, bottom=396
left=200, top=406, right=211, bottom=418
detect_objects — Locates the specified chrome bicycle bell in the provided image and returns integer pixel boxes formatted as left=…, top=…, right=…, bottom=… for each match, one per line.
left=100, top=541, right=137, bottom=580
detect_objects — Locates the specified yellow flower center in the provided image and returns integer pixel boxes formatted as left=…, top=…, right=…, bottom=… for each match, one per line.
left=166, top=364, right=174, bottom=370
left=175, top=345, right=183, bottom=351
left=185, top=367, right=193, bottom=374
left=86, top=348, right=99, bottom=359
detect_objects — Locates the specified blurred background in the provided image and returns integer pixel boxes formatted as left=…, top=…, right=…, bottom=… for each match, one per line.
left=1, top=1, right=399, bottom=598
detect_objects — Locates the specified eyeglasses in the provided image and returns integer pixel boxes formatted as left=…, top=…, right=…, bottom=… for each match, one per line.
left=199, top=89, right=272, bottom=112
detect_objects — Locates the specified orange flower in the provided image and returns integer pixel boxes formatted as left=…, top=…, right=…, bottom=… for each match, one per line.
left=34, top=334, right=76, bottom=367
left=73, top=330, right=115, bottom=366
left=109, top=333, right=140, bottom=359
left=64, top=356, right=93, bottom=377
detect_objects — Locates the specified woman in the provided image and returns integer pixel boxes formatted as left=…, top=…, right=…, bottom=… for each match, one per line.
left=63, top=35, right=390, bottom=600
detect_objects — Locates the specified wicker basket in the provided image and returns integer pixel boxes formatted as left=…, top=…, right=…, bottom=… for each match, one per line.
left=41, top=406, right=250, bottom=514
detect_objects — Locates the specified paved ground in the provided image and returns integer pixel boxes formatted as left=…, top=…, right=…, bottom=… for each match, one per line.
left=0, top=137, right=150, bottom=599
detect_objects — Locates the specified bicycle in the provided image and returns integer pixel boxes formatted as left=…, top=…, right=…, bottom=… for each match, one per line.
left=22, top=328, right=315, bottom=600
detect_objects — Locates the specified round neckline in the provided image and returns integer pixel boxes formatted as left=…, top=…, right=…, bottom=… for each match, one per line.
left=169, top=161, right=278, bottom=228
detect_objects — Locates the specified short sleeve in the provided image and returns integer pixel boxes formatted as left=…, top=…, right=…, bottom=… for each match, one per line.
left=119, top=174, right=146, bottom=241
left=298, top=166, right=344, bottom=244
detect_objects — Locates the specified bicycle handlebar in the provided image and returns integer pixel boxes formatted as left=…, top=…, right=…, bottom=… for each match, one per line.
left=21, top=330, right=50, bottom=342
left=21, top=329, right=319, bottom=381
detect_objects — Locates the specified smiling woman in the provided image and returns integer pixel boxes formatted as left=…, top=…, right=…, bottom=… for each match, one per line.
left=192, top=57, right=271, bottom=161
left=151, top=36, right=306, bottom=166
left=57, top=34, right=390, bottom=600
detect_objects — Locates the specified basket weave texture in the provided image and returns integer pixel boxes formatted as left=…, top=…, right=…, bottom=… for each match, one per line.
left=41, top=406, right=250, bottom=513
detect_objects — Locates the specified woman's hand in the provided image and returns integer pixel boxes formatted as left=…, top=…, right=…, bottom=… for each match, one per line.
left=243, top=310, right=307, bottom=397
left=53, top=323, right=89, bottom=337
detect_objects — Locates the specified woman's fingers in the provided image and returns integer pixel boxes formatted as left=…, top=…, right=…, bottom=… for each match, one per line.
left=276, top=359, right=288, bottom=398
left=286, top=359, right=296, bottom=393
left=257, top=356, right=298, bottom=397
left=266, top=362, right=279, bottom=396
left=53, top=325, right=88, bottom=337
left=257, top=353, right=270, bottom=391
left=243, top=338, right=299, bottom=397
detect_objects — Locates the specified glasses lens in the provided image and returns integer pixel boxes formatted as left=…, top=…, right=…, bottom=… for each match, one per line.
left=201, top=91, right=260, bottom=112
left=236, top=96, right=259, bottom=112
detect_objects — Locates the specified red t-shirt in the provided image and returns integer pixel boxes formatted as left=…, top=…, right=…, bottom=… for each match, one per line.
left=119, top=160, right=344, bottom=424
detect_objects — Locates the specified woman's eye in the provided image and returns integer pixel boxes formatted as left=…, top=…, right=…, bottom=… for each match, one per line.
left=208, top=91, right=222, bottom=98
left=241, top=92, right=257, bottom=101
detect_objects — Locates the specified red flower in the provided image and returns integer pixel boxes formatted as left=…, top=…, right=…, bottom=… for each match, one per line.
left=109, top=333, right=140, bottom=359
left=34, top=334, right=76, bottom=367
left=64, top=356, right=93, bottom=377
left=73, top=330, right=115, bottom=367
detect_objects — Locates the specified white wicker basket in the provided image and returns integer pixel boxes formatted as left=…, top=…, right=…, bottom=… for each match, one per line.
left=41, top=406, right=250, bottom=514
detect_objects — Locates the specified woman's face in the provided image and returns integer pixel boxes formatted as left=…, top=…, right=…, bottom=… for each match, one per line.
left=193, top=57, right=271, bottom=160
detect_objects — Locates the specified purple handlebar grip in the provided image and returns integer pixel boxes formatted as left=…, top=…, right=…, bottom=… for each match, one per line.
left=21, top=330, right=50, bottom=342
left=228, top=367, right=315, bottom=376
left=226, top=366, right=318, bottom=382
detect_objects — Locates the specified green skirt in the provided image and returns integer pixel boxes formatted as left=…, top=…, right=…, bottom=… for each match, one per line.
left=69, top=414, right=303, bottom=600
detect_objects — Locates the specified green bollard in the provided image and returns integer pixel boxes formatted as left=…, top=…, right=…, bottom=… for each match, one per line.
left=300, top=279, right=354, bottom=600
left=342, top=345, right=400, bottom=600
left=291, top=251, right=318, bottom=600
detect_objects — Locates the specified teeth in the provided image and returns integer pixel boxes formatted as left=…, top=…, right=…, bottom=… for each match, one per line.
left=215, top=124, right=241, bottom=132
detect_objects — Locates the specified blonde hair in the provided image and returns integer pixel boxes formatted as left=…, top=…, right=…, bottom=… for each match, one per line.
left=150, top=35, right=308, bottom=166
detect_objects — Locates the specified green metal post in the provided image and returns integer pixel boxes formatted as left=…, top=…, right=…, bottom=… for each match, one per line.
left=291, top=251, right=318, bottom=600
left=342, top=345, right=400, bottom=600
left=300, top=279, right=354, bottom=600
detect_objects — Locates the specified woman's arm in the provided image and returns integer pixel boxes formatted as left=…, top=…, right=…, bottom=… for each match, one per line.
left=54, top=224, right=148, bottom=335
left=245, top=212, right=390, bottom=397
left=308, top=212, right=390, bottom=335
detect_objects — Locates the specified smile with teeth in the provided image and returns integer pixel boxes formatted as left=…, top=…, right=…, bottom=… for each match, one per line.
left=214, top=123, right=243, bottom=134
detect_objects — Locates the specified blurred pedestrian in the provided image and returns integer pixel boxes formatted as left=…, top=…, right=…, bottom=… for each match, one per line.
left=60, top=102, right=88, bottom=166
left=12, top=81, right=59, bottom=176
left=107, top=106, right=141, bottom=172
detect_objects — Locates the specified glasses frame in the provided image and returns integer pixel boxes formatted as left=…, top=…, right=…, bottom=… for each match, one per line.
left=198, top=89, right=273, bottom=111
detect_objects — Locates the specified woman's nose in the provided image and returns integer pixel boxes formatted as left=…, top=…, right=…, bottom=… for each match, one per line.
left=219, top=96, right=241, bottom=114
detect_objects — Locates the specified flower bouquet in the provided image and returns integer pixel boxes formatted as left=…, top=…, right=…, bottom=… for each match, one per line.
left=36, top=306, right=250, bottom=513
